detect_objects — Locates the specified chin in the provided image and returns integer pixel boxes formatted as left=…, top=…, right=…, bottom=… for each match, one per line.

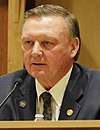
left=31, top=71, right=46, bottom=79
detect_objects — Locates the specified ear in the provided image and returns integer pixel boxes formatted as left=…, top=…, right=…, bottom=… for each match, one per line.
left=70, top=37, right=80, bottom=58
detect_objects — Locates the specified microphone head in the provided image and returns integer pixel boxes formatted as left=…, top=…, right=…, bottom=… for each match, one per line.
left=15, top=78, right=23, bottom=84
left=14, top=69, right=28, bottom=85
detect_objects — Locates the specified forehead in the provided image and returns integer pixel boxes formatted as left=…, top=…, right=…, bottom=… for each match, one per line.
left=22, top=15, right=67, bottom=33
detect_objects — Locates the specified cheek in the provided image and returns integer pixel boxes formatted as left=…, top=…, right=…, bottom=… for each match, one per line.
left=47, top=52, right=61, bottom=69
left=22, top=51, right=30, bottom=65
left=23, top=53, right=31, bottom=73
left=50, top=49, right=71, bottom=68
left=21, top=47, right=27, bottom=60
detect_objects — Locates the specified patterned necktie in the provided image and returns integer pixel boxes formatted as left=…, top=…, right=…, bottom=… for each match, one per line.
left=41, top=92, right=52, bottom=120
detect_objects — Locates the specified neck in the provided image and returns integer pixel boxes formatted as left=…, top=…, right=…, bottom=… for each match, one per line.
left=37, top=65, right=73, bottom=90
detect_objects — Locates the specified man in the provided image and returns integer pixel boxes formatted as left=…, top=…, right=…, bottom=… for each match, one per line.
left=0, top=4, right=100, bottom=120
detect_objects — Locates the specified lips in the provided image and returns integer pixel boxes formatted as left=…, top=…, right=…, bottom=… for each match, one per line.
left=32, top=63, right=46, bottom=65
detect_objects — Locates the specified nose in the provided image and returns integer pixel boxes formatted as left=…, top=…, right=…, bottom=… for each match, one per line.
left=31, top=41, right=43, bottom=57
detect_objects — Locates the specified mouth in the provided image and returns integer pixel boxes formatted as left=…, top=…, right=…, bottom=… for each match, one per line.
left=32, top=63, right=46, bottom=66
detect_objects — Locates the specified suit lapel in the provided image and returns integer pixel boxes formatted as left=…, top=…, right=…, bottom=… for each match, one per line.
left=59, top=64, right=87, bottom=120
left=59, top=89, right=81, bottom=120
left=14, top=75, right=37, bottom=120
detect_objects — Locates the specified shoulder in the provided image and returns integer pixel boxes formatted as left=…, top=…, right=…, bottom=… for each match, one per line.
left=74, top=63, right=100, bottom=84
left=0, top=69, right=29, bottom=104
left=0, top=69, right=28, bottom=84
left=0, top=69, right=28, bottom=93
left=74, top=63, right=100, bottom=76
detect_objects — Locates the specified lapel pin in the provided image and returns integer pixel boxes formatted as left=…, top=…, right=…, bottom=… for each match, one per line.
left=19, top=101, right=27, bottom=108
left=66, top=109, right=73, bottom=116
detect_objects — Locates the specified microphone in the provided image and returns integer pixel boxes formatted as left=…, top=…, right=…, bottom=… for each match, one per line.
left=0, top=78, right=23, bottom=108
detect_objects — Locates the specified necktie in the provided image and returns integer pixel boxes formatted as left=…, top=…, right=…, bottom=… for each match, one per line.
left=41, top=92, right=52, bottom=120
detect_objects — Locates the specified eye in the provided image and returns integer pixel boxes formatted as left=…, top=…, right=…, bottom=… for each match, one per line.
left=24, top=41, right=34, bottom=44
left=22, top=41, right=34, bottom=50
left=44, top=41, right=51, bottom=45
left=41, top=40, right=55, bottom=49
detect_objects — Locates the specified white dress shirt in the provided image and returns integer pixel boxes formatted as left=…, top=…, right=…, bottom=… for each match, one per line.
left=35, top=66, right=73, bottom=120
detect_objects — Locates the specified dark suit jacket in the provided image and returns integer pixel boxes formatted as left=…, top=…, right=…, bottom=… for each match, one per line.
left=0, top=63, right=100, bottom=120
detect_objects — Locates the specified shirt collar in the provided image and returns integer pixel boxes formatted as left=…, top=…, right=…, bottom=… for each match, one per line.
left=36, top=66, right=73, bottom=108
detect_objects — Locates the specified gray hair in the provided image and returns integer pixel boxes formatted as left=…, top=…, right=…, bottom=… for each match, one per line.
left=24, top=4, right=81, bottom=61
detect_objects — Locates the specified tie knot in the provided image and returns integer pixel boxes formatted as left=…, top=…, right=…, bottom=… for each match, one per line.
left=41, top=92, right=51, bottom=102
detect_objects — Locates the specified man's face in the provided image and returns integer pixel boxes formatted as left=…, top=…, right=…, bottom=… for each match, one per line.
left=21, top=16, right=77, bottom=81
